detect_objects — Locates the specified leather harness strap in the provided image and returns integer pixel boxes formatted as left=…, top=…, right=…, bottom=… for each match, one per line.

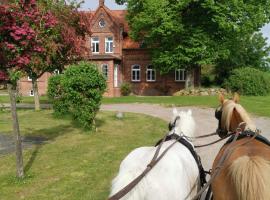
left=156, top=133, right=206, bottom=187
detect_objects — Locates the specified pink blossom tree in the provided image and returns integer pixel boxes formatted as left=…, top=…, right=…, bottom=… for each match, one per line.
left=0, top=0, right=57, bottom=177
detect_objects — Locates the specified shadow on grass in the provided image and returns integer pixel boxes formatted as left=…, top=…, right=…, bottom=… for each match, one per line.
left=24, top=145, right=41, bottom=173
left=23, top=124, right=74, bottom=174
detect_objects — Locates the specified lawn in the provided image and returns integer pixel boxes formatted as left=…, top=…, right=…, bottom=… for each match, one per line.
left=1, top=95, right=270, bottom=117
left=0, top=110, right=167, bottom=200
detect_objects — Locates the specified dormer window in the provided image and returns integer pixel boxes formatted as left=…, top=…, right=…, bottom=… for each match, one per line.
left=91, top=37, right=99, bottom=53
left=99, top=19, right=106, bottom=28
left=105, top=37, right=113, bottom=53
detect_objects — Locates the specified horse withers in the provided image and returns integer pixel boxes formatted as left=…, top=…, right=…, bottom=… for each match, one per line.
left=211, top=93, right=270, bottom=200
left=109, top=109, right=202, bottom=200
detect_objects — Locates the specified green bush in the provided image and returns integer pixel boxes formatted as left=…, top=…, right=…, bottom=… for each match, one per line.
left=224, top=67, right=270, bottom=96
left=48, top=75, right=69, bottom=115
left=120, top=82, right=131, bottom=96
left=47, top=62, right=106, bottom=129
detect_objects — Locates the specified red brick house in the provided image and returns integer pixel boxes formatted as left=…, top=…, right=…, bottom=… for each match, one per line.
left=18, top=0, right=200, bottom=97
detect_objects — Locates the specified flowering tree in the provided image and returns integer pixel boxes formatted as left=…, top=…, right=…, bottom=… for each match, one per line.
left=43, top=0, right=91, bottom=71
left=26, top=0, right=90, bottom=111
left=0, top=0, right=57, bottom=177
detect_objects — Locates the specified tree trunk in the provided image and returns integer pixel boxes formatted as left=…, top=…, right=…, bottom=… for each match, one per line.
left=185, top=70, right=194, bottom=90
left=7, top=83, right=24, bottom=178
left=32, top=79, right=40, bottom=111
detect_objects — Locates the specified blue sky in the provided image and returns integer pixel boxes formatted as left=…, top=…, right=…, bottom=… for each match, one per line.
left=81, top=0, right=270, bottom=45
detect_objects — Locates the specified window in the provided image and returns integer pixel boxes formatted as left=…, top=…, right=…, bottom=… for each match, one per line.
left=105, top=37, right=113, bottom=53
left=131, top=65, right=140, bottom=82
left=28, top=76, right=32, bottom=81
left=99, top=19, right=106, bottom=28
left=102, top=64, right=108, bottom=80
left=29, top=90, right=34, bottom=96
left=53, top=69, right=60, bottom=75
left=146, top=65, right=156, bottom=82
left=175, top=69, right=186, bottom=81
left=91, top=37, right=99, bottom=53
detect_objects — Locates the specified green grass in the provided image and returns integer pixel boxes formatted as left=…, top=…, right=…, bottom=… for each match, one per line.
left=1, top=95, right=270, bottom=117
left=0, top=95, right=50, bottom=104
left=0, top=110, right=167, bottom=200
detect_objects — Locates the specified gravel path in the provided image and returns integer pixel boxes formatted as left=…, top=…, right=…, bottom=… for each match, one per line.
left=101, top=103, right=270, bottom=170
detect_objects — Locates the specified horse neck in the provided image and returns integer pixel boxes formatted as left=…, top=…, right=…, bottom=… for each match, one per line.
left=230, top=106, right=256, bottom=132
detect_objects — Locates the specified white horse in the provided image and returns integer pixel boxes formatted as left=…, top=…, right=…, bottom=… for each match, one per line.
left=109, top=109, right=200, bottom=200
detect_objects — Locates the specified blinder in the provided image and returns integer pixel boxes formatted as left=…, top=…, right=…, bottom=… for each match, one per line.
left=215, top=107, right=228, bottom=138
left=168, top=116, right=180, bottom=131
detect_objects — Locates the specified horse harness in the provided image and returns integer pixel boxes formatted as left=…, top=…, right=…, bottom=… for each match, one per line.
left=202, top=106, right=270, bottom=200
left=155, top=134, right=206, bottom=188
left=108, top=116, right=205, bottom=200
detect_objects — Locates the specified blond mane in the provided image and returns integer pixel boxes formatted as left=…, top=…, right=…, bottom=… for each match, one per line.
left=221, top=100, right=256, bottom=132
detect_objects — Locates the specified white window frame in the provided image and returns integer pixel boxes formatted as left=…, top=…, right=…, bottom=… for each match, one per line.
left=91, top=37, right=99, bottom=53
left=102, top=64, right=109, bottom=80
left=114, top=64, right=119, bottom=87
left=29, top=90, right=34, bottom=96
left=131, top=65, right=141, bottom=82
left=105, top=37, right=113, bottom=53
left=146, top=65, right=156, bottom=82
left=175, top=69, right=186, bottom=82
left=53, top=69, right=60, bottom=75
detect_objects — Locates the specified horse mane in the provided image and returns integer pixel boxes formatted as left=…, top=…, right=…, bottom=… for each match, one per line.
left=221, top=100, right=256, bottom=132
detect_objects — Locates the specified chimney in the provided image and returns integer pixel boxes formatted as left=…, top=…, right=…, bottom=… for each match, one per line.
left=99, top=0, right=104, bottom=6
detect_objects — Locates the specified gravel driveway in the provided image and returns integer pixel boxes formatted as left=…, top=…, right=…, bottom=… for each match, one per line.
left=101, top=103, right=270, bottom=170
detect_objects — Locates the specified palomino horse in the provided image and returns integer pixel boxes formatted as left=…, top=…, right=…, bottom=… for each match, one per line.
left=211, top=94, right=270, bottom=200
left=109, top=109, right=202, bottom=200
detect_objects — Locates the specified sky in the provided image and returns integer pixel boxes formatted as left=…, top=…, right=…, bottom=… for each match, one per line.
left=81, top=0, right=270, bottom=45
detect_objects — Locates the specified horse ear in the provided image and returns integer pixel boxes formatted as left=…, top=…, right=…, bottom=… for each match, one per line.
left=218, top=93, right=225, bottom=104
left=173, top=108, right=178, bottom=116
left=187, top=109, right=192, bottom=116
left=233, top=93, right=240, bottom=103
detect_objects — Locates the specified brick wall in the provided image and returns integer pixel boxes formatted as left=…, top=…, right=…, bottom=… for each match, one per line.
left=18, top=72, right=51, bottom=96
left=122, top=49, right=191, bottom=95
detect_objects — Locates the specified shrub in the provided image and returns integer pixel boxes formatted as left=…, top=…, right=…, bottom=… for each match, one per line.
left=48, top=62, right=106, bottom=129
left=48, top=75, right=69, bottom=115
left=120, top=82, right=131, bottom=96
left=224, top=67, right=270, bottom=96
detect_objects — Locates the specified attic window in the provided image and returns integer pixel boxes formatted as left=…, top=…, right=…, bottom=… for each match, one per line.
left=99, top=19, right=106, bottom=28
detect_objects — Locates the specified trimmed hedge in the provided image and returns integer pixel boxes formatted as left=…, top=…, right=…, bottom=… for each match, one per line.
left=48, top=62, right=106, bottom=129
left=224, top=67, right=270, bottom=96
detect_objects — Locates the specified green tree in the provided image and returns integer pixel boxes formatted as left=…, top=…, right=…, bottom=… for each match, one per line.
left=215, top=33, right=270, bottom=84
left=116, top=0, right=270, bottom=88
